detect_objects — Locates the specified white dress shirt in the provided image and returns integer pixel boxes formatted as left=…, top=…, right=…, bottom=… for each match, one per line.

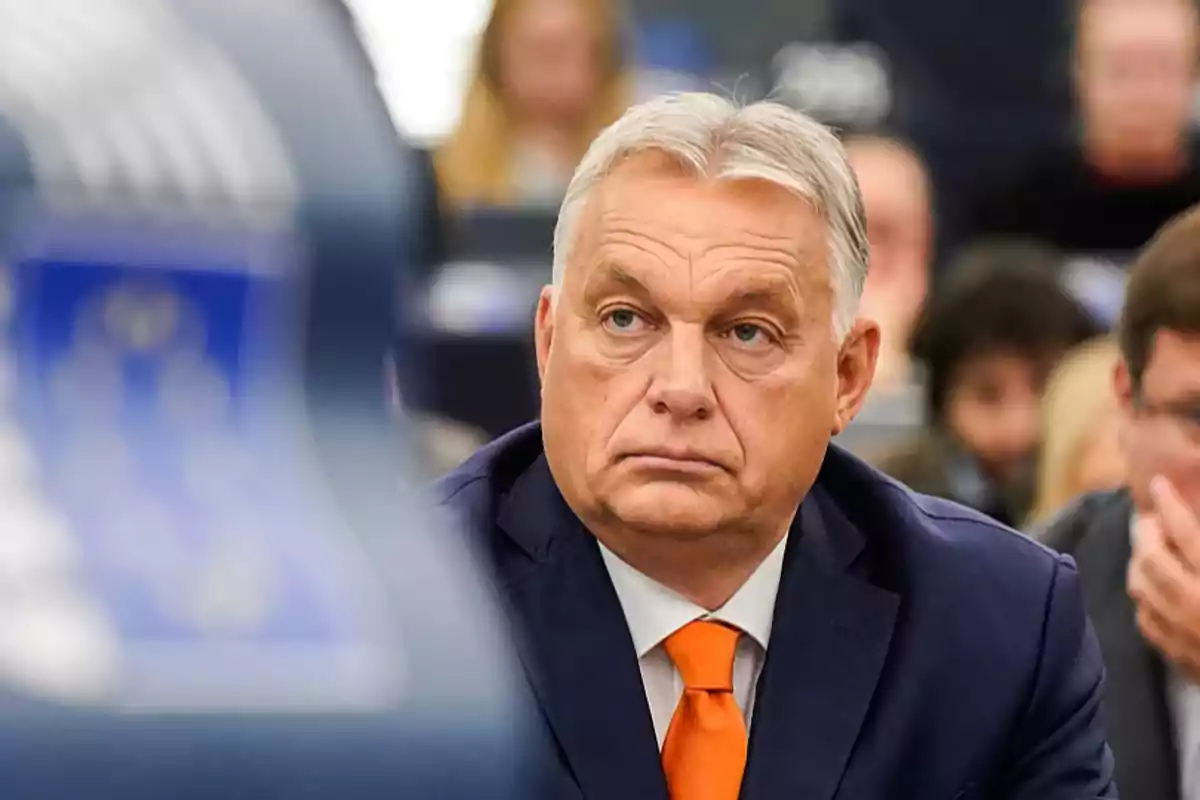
left=598, top=535, right=789, bottom=748
left=1169, top=672, right=1200, bottom=800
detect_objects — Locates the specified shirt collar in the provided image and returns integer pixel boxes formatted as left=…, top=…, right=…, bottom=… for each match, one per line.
left=598, top=534, right=788, bottom=658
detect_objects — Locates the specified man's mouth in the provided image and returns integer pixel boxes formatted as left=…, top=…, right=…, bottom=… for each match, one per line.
left=621, top=449, right=727, bottom=473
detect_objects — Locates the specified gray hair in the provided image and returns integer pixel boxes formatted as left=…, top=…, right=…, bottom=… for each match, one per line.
left=551, top=93, right=870, bottom=338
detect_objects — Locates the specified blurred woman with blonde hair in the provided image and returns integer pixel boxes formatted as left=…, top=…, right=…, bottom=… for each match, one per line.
left=1028, top=337, right=1126, bottom=527
left=435, top=0, right=630, bottom=208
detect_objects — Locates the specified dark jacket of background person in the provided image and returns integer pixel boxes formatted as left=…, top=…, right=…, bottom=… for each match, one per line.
left=971, top=141, right=1200, bottom=258
left=878, top=429, right=1035, bottom=529
left=1040, top=489, right=1179, bottom=800
left=877, top=243, right=1100, bottom=527
left=1035, top=199, right=1200, bottom=800
left=438, top=423, right=1117, bottom=799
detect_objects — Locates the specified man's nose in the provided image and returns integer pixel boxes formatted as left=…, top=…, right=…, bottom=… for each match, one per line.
left=646, top=325, right=716, bottom=422
left=996, top=401, right=1040, bottom=458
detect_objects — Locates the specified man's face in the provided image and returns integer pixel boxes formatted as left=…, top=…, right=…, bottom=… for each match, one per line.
left=535, top=156, right=878, bottom=539
left=1118, top=330, right=1200, bottom=516
left=846, top=141, right=930, bottom=325
left=498, top=0, right=604, bottom=126
left=945, top=351, right=1055, bottom=482
left=1077, top=0, right=1197, bottom=160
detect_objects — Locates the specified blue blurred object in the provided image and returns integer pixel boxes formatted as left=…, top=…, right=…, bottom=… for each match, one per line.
left=634, top=18, right=712, bottom=75
left=631, top=18, right=713, bottom=98
left=1060, top=254, right=1131, bottom=329
left=0, top=0, right=529, bottom=798
left=4, top=216, right=385, bottom=708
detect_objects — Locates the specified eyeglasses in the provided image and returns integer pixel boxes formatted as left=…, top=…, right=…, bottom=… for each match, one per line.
left=1133, top=395, right=1200, bottom=441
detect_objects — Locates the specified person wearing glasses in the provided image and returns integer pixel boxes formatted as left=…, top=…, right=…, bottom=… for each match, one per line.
left=1043, top=203, right=1200, bottom=799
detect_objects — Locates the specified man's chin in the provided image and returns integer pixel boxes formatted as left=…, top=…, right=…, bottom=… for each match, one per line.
left=601, top=483, right=736, bottom=537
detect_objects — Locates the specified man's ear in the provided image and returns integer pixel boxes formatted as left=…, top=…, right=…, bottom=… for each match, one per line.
left=534, top=286, right=556, bottom=385
left=1113, top=359, right=1137, bottom=458
left=832, top=319, right=881, bottom=436
left=1114, top=359, right=1134, bottom=411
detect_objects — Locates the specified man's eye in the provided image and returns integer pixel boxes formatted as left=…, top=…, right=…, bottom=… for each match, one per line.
left=602, top=308, right=646, bottom=333
left=727, top=323, right=772, bottom=347
left=972, top=384, right=1004, bottom=406
left=1177, top=406, right=1200, bottom=429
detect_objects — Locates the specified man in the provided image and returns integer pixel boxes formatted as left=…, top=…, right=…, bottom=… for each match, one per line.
left=834, top=134, right=931, bottom=460
left=1043, top=204, right=1200, bottom=799
left=440, top=93, right=1115, bottom=798
left=879, top=244, right=1099, bottom=527
left=843, top=134, right=932, bottom=391
left=968, top=0, right=1200, bottom=324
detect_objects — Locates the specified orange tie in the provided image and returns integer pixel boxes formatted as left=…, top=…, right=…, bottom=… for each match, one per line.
left=661, top=620, right=748, bottom=800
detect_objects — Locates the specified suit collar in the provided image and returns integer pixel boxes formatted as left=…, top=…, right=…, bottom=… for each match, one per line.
left=496, top=456, right=669, bottom=799
left=494, top=449, right=559, bottom=564
left=741, top=487, right=899, bottom=800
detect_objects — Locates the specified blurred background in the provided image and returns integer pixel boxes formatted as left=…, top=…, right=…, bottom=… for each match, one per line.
left=0, top=0, right=1192, bottom=794
left=380, top=0, right=1173, bottom=531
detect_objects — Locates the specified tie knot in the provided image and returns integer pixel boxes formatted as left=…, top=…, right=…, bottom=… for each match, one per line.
left=664, top=620, right=740, bottom=691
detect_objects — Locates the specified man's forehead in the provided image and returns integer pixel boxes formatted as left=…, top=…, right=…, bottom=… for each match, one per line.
left=1145, top=330, right=1200, bottom=394
left=579, top=160, right=825, bottom=263
left=848, top=145, right=929, bottom=205
left=581, top=257, right=808, bottom=299
left=1151, top=329, right=1200, bottom=365
left=1082, top=1, right=1196, bottom=51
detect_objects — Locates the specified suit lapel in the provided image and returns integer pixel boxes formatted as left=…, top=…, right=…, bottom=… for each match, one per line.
left=1074, top=496, right=1179, bottom=800
left=740, top=491, right=900, bottom=800
left=496, top=458, right=668, bottom=800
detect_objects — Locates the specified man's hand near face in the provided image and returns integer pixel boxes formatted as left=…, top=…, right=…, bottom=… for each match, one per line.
left=1129, top=475, right=1200, bottom=680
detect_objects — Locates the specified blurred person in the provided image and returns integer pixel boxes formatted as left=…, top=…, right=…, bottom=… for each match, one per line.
left=435, top=0, right=630, bottom=208
left=969, top=0, right=1200, bottom=261
left=844, top=134, right=932, bottom=390
left=1043, top=204, right=1200, bottom=799
left=439, top=93, right=1115, bottom=798
left=1027, top=337, right=1125, bottom=527
left=879, top=243, right=1100, bottom=527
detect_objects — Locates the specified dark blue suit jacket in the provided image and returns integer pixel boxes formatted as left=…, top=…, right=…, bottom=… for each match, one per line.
left=438, top=423, right=1117, bottom=799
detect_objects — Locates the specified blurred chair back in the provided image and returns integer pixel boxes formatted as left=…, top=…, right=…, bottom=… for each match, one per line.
left=420, top=208, right=552, bottom=438
left=0, top=1, right=526, bottom=797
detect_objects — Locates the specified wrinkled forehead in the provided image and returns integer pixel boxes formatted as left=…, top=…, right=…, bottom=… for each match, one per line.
left=564, top=156, right=832, bottom=296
